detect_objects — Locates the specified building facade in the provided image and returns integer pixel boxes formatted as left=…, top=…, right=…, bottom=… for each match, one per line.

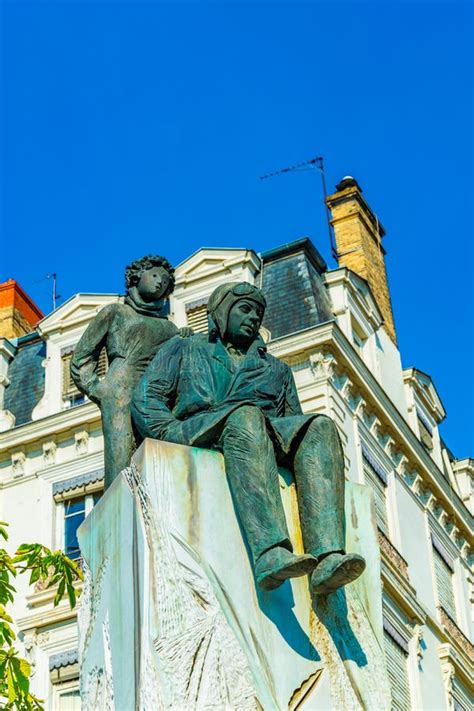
left=0, top=179, right=472, bottom=710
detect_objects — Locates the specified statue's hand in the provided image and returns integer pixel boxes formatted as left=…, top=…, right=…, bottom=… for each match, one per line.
left=178, top=327, right=194, bottom=338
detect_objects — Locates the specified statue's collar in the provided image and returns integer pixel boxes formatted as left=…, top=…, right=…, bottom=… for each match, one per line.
left=124, top=288, right=168, bottom=318
left=210, top=333, right=267, bottom=363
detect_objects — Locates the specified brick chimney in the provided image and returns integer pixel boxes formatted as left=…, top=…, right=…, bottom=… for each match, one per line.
left=326, top=177, right=397, bottom=344
left=0, top=279, right=44, bottom=339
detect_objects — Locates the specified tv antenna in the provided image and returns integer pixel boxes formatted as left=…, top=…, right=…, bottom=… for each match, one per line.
left=46, top=272, right=61, bottom=311
left=260, top=156, right=338, bottom=261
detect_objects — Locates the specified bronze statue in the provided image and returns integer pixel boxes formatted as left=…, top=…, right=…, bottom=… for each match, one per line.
left=71, top=255, right=190, bottom=489
left=132, top=281, right=365, bottom=594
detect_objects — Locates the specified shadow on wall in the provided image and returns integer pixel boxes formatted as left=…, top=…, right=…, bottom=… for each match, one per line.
left=257, top=581, right=320, bottom=662
left=312, top=589, right=368, bottom=667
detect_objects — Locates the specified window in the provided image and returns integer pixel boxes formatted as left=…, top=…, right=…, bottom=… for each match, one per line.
left=50, top=651, right=80, bottom=710
left=383, top=622, right=411, bottom=711
left=64, top=497, right=85, bottom=560
left=61, top=346, right=108, bottom=408
left=452, top=678, right=471, bottom=711
left=362, top=445, right=389, bottom=535
left=57, top=688, right=81, bottom=711
left=52, top=680, right=81, bottom=711
left=351, top=319, right=367, bottom=358
left=432, top=535, right=457, bottom=621
left=185, top=299, right=208, bottom=333
left=63, top=491, right=102, bottom=561
left=416, top=407, right=433, bottom=450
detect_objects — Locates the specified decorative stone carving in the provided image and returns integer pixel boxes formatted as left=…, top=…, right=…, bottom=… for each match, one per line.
left=352, top=394, right=367, bottom=418
left=395, top=454, right=410, bottom=476
left=23, top=632, right=37, bottom=678
left=439, top=510, right=450, bottom=528
left=42, top=441, right=57, bottom=466
left=37, top=631, right=50, bottom=646
left=75, top=430, right=90, bottom=456
left=361, top=407, right=377, bottom=431
left=418, top=486, right=435, bottom=510
left=309, top=350, right=337, bottom=382
left=11, top=451, right=26, bottom=478
left=404, top=469, right=423, bottom=494
left=389, top=447, right=404, bottom=469
left=414, top=624, right=425, bottom=663
left=440, top=654, right=455, bottom=696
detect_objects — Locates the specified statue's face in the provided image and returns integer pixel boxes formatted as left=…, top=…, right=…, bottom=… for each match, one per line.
left=225, top=298, right=264, bottom=346
left=136, top=266, right=171, bottom=301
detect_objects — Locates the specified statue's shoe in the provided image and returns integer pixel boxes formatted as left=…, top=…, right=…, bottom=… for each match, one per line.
left=310, top=552, right=366, bottom=595
left=256, top=547, right=318, bottom=591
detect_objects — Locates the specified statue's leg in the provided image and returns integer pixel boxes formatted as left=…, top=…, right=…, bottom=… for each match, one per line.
left=220, top=405, right=317, bottom=590
left=102, top=401, right=135, bottom=490
left=293, top=415, right=366, bottom=593
left=292, top=415, right=345, bottom=559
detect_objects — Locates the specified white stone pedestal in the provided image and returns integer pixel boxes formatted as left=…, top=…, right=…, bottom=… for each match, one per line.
left=78, top=439, right=390, bottom=710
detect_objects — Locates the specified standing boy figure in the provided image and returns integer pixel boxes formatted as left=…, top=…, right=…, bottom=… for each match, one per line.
left=132, top=281, right=365, bottom=594
left=71, top=255, right=189, bottom=489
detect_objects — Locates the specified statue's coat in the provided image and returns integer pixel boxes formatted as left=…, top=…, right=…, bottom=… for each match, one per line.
left=132, top=332, right=317, bottom=453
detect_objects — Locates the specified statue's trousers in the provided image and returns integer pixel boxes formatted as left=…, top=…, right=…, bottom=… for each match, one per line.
left=218, top=405, right=346, bottom=564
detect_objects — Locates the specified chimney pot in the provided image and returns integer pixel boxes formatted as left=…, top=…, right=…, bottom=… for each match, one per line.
left=336, top=176, right=362, bottom=192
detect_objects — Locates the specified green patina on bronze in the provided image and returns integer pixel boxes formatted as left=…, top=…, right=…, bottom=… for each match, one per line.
left=132, top=281, right=365, bottom=594
left=71, top=255, right=191, bottom=489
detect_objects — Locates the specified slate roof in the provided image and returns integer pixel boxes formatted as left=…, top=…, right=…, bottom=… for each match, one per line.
left=4, top=332, right=46, bottom=426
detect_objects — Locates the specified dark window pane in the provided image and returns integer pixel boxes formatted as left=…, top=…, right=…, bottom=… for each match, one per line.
left=65, top=497, right=85, bottom=517
left=64, top=510, right=85, bottom=559
left=93, top=491, right=102, bottom=505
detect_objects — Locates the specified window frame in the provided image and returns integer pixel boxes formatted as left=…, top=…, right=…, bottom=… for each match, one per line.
left=51, top=677, right=81, bottom=711
left=55, top=485, right=103, bottom=557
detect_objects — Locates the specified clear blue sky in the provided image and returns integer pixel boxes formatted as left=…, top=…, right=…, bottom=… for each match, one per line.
left=1, top=1, right=472, bottom=456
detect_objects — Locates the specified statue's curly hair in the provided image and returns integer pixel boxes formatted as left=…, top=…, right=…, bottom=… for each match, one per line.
left=125, top=255, right=175, bottom=296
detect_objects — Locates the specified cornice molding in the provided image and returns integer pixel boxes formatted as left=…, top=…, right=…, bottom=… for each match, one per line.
left=0, top=402, right=101, bottom=453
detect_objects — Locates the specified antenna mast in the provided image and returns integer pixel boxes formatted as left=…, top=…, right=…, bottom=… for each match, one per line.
left=46, top=273, right=60, bottom=311
left=260, top=156, right=338, bottom=261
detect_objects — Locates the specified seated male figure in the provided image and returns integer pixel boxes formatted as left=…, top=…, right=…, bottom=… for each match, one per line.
left=132, top=282, right=365, bottom=594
